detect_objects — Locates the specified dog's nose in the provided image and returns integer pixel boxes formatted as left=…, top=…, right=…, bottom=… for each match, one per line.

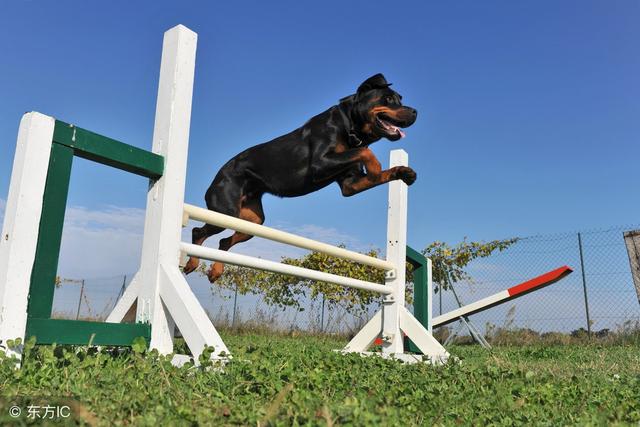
left=410, top=108, right=417, bottom=120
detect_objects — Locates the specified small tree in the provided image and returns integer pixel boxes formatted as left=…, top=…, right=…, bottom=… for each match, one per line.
left=202, top=247, right=388, bottom=318
left=193, top=238, right=518, bottom=316
left=422, top=238, right=519, bottom=292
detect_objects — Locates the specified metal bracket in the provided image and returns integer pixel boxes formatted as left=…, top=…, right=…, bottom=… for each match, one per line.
left=385, top=269, right=397, bottom=280
left=381, top=333, right=394, bottom=343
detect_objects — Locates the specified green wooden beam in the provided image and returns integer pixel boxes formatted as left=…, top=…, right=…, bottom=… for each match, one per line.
left=407, top=246, right=429, bottom=328
left=21, top=121, right=158, bottom=351
left=26, top=318, right=150, bottom=346
left=53, top=120, right=164, bottom=179
left=406, top=246, right=426, bottom=268
left=27, top=143, right=74, bottom=319
left=406, top=245, right=429, bottom=353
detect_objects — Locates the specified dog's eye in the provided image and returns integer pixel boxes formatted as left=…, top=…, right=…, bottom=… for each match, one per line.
left=385, top=96, right=394, bottom=104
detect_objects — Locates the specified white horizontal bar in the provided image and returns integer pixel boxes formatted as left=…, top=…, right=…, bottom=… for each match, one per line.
left=184, top=203, right=394, bottom=271
left=432, top=290, right=510, bottom=327
left=180, top=242, right=392, bottom=295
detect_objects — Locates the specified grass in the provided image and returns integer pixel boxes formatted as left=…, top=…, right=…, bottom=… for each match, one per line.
left=0, top=332, right=638, bottom=426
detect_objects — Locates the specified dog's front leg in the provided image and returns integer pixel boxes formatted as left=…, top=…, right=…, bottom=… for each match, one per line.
left=337, top=148, right=416, bottom=197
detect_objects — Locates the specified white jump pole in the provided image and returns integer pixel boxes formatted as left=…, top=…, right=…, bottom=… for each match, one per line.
left=180, top=242, right=393, bottom=294
left=183, top=204, right=394, bottom=271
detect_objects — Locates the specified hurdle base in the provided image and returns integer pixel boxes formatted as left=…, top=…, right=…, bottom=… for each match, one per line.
left=343, top=306, right=449, bottom=364
left=106, top=265, right=230, bottom=366
left=335, top=350, right=447, bottom=365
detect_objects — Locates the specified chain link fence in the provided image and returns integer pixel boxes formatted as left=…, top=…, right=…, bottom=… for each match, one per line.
left=52, top=225, right=640, bottom=341
left=438, top=226, right=640, bottom=338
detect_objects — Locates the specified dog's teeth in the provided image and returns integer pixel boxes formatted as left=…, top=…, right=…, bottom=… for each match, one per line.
left=378, top=117, right=404, bottom=137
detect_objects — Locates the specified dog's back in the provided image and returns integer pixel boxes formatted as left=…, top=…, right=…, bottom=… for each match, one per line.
left=207, top=106, right=341, bottom=203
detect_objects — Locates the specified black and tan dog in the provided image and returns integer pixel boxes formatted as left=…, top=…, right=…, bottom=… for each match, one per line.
left=183, top=73, right=418, bottom=282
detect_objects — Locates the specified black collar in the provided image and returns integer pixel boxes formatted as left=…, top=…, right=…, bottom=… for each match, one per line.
left=348, top=130, right=364, bottom=147
left=336, top=105, right=366, bottom=148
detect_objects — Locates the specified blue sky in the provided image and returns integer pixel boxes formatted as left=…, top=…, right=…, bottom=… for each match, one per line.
left=1, top=0, right=639, bottom=278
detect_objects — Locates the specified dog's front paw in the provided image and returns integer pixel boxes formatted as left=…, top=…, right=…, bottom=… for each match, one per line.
left=396, top=166, right=417, bottom=185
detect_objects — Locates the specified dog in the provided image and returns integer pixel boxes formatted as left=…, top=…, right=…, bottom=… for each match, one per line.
left=183, top=73, right=418, bottom=282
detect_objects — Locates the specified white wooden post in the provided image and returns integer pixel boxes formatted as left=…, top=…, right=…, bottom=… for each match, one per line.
left=0, top=113, right=55, bottom=360
left=106, top=25, right=229, bottom=364
left=135, top=23, right=199, bottom=353
left=381, top=149, right=409, bottom=354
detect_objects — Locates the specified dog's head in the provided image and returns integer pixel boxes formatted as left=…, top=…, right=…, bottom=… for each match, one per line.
left=341, top=73, right=417, bottom=143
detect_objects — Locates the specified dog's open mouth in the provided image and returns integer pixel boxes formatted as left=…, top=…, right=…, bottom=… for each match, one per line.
left=376, top=114, right=405, bottom=138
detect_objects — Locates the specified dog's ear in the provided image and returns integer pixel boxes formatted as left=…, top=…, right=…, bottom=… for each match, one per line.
left=339, top=93, right=356, bottom=104
left=357, top=73, right=391, bottom=94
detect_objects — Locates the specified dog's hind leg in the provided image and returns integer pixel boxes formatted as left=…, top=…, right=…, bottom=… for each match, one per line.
left=183, top=223, right=225, bottom=274
left=207, top=195, right=265, bottom=283
left=183, top=174, right=243, bottom=275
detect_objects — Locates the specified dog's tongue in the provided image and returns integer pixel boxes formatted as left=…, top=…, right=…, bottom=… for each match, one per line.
left=380, top=118, right=406, bottom=138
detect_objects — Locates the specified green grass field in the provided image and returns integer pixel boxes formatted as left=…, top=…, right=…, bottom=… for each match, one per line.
left=1, top=332, right=638, bottom=426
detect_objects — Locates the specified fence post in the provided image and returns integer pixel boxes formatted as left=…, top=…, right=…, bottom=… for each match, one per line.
left=320, top=294, right=325, bottom=333
left=577, top=232, right=592, bottom=337
left=232, top=283, right=238, bottom=328
left=75, top=279, right=85, bottom=320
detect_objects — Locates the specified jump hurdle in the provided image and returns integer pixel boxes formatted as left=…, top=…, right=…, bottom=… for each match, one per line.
left=0, top=25, right=204, bottom=364
left=399, top=265, right=573, bottom=351
left=0, top=24, right=449, bottom=366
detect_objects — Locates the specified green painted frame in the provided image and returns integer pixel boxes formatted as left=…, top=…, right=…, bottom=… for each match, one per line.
left=24, top=121, right=162, bottom=347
